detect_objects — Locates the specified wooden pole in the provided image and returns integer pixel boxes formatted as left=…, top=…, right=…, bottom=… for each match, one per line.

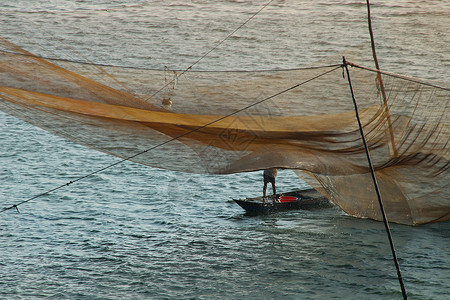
left=343, top=57, right=407, bottom=300
left=366, top=0, right=398, bottom=157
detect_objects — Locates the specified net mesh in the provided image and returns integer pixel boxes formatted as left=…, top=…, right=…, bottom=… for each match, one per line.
left=0, top=38, right=448, bottom=225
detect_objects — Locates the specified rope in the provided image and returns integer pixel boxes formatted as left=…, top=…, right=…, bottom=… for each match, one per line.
left=347, top=61, right=450, bottom=91
left=0, top=49, right=341, bottom=72
left=343, top=57, right=408, bottom=300
left=0, top=65, right=341, bottom=214
left=147, top=0, right=276, bottom=100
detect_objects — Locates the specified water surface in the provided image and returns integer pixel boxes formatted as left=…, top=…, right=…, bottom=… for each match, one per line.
left=1, top=1, right=449, bottom=299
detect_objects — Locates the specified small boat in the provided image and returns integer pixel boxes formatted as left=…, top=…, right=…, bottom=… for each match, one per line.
left=233, top=188, right=332, bottom=213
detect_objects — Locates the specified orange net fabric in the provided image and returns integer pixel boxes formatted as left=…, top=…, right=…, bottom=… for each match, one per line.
left=0, top=38, right=448, bottom=225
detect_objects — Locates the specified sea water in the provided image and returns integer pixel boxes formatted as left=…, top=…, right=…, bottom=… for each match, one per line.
left=0, top=1, right=449, bottom=299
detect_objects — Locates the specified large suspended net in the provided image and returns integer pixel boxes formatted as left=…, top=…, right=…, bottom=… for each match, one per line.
left=0, top=36, right=449, bottom=225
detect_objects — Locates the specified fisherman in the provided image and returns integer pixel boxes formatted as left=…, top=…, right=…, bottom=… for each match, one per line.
left=263, top=168, right=277, bottom=198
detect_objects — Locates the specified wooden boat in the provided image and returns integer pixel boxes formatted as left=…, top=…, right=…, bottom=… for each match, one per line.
left=233, top=188, right=332, bottom=213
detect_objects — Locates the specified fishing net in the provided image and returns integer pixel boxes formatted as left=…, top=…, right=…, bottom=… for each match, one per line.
left=0, top=38, right=448, bottom=225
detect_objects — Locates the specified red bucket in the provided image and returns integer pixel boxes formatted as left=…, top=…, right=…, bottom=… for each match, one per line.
left=278, top=196, right=298, bottom=202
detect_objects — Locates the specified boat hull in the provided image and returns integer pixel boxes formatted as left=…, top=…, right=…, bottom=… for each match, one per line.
left=233, top=189, right=331, bottom=213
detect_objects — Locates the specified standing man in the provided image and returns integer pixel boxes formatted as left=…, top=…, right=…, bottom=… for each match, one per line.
left=263, top=168, right=277, bottom=198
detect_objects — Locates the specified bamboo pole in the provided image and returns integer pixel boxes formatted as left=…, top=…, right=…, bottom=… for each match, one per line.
left=366, top=0, right=398, bottom=157
left=343, top=57, right=407, bottom=300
